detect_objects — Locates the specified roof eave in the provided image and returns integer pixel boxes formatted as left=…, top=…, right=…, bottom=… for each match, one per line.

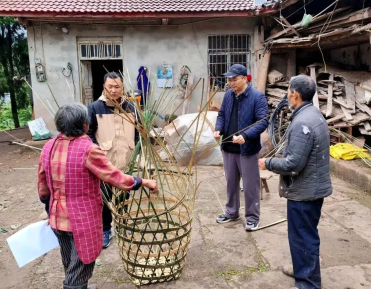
left=0, top=8, right=279, bottom=19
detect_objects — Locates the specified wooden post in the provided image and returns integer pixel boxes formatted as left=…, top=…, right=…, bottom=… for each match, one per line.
left=286, top=49, right=296, bottom=78
left=308, top=65, right=319, bottom=108
left=257, top=51, right=271, bottom=93
left=325, top=74, right=335, bottom=117
left=253, top=25, right=265, bottom=87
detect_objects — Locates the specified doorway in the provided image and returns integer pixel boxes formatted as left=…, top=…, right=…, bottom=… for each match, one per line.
left=80, top=59, right=123, bottom=105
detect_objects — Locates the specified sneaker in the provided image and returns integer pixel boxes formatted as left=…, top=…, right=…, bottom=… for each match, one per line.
left=87, top=285, right=97, bottom=289
left=245, top=221, right=260, bottom=231
left=282, top=264, right=294, bottom=278
left=103, top=230, right=113, bottom=248
left=216, top=214, right=240, bottom=224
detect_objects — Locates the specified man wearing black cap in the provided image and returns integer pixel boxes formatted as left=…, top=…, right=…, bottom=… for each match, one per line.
left=214, top=64, right=269, bottom=231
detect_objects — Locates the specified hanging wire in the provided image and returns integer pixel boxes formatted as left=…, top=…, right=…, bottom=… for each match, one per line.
left=286, top=0, right=315, bottom=19
left=315, top=0, right=339, bottom=72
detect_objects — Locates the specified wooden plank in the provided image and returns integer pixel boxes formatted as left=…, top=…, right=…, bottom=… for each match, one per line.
left=329, top=122, right=350, bottom=128
left=326, top=74, right=334, bottom=117
left=344, top=80, right=356, bottom=114
left=326, top=114, right=345, bottom=124
left=267, top=81, right=289, bottom=88
left=352, top=23, right=371, bottom=34
left=333, top=98, right=352, bottom=109
left=345, top=112, right=370, bottom=125
left=266, top=88, right=286, bottom=98
left=356, top=101, right=371, bottom=117
left=360, top=127, right=371, bottom=135
left=337, top=96, right=353, bottom=120
left=280, top=16, right=301, bottom=37
left=364, top=122, right=371, bottom=131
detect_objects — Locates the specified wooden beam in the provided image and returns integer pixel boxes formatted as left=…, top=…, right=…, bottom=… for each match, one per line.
left=280, top=16, right=301, bottom=37
left=270, top=33, right=370, bottom=50
left=257, top=51, right=271, bottom=93
left=253, top=25, right=265, bottom=86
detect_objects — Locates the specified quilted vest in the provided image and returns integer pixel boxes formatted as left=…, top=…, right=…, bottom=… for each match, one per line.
left=42, top=134, right=103, bottom=264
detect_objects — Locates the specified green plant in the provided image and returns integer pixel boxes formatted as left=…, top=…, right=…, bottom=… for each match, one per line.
left=0, top=102, right=31, bottom=130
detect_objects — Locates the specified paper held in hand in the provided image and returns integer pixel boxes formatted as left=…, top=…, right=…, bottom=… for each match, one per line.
left=6, top=220, right=59, bottom=268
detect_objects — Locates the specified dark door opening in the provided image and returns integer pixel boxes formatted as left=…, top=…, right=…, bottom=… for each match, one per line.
left=91, top=60, right=123, bottom=101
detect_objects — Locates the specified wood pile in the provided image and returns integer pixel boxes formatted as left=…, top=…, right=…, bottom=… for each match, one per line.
left=265, top=70, right=289, bottom=113
left=264, top=63, right=371, bottom=137
left=313, top=64, right=371, bottom=136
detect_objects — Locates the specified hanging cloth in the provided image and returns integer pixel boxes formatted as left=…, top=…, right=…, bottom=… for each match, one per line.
left=136, top=66, right=150, bottom=106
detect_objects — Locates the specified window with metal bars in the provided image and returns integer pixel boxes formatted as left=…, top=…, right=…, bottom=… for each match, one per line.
left=208, top=35, right=251, bottom=90
left=79, top=41, right=122, bottom=59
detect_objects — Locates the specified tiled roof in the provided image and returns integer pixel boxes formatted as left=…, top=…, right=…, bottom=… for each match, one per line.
left=0, top=0, right=274, bottom=14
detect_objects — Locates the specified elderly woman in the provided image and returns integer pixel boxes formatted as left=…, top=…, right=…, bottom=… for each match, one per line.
left=38, top=103, right=157, bottom=289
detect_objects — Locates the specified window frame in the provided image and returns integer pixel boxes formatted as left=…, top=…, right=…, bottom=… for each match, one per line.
left=207, top=34, right=251, bottom=90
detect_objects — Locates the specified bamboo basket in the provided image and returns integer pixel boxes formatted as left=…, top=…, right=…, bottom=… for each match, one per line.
left=111, top=172, right=194, bottom=286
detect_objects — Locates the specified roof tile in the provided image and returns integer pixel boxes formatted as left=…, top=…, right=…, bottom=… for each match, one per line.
left=0, top=0, right=272, bottom=14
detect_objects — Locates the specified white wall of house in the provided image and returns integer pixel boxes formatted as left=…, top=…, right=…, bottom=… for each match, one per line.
left=27, top=18, right=257, bottom=132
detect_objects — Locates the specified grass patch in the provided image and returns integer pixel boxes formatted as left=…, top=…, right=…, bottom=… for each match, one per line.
left=216, top=252, right=269, bottom=282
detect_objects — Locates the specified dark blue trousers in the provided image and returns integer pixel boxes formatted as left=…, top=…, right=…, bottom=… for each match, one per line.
left=287, top=199, right=323, bottom=289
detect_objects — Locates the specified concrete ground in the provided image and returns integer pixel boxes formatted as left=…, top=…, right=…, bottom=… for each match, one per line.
left=1, top=129, right=371, bottom=288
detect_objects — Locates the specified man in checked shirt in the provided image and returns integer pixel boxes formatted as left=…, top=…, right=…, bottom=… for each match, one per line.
left=38, top=103, right=157, bottom=289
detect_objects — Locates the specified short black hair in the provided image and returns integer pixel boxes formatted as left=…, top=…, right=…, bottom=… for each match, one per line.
left=104, top=72, right=123, bottom=83
left=54, top=103, right=90, bottom=137
left=289, top=75, right=317, bottom=102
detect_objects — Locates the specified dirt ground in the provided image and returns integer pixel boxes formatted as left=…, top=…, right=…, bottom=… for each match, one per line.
left=1, top=128, right=371, bottom=289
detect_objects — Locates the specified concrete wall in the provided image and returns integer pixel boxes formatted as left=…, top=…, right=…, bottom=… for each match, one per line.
left=330, top=43, right=371, bottom=72
left=27, top=18, right=257, bottom=132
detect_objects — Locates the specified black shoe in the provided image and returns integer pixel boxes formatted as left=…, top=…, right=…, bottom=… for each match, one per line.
left=216, top=214, right=240, bottom=224
left=245, top=221, right=260, bottom=231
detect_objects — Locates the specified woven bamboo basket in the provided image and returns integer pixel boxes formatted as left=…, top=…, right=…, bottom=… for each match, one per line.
left=111, top=172, right=194, bottom=286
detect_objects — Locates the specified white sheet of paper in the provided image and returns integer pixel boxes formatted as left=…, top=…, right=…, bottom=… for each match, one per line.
left=6, top=220, right=59, bottom=268
left=27, top=117, right=49, bottom=136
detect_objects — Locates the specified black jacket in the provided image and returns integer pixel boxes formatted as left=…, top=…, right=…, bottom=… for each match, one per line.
left=87, top=99, right=140, bottom=145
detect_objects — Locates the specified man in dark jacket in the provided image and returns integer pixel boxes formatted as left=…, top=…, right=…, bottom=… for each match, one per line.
left=87, top=72, right=138, bottom=248
left=259, top=75, right=332, bottom=289
left=214, top=64, right=269, bottom=231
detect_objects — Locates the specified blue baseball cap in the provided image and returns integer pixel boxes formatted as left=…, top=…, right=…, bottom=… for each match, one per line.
left=223, top=64, right=248, bottom=78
